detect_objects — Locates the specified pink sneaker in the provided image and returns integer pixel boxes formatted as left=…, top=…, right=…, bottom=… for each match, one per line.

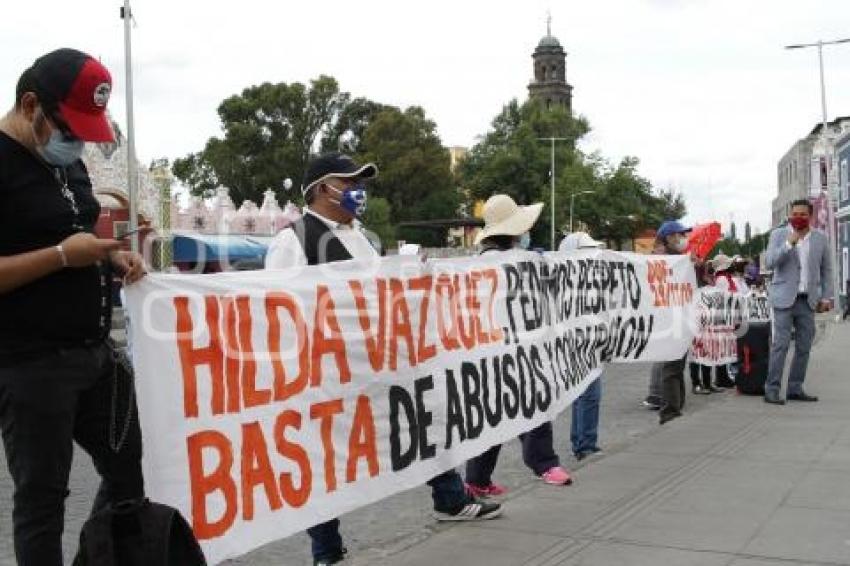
left=465, top=482, right=509, bottom=498
left=540, top=466, right=572, bottom=486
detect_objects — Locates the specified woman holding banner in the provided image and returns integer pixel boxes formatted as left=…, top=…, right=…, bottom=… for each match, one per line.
left=464, top=194, right=573, bottom=498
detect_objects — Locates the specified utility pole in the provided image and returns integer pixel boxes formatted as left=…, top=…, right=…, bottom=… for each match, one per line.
left=785, top=37, right=850, bottom=321
left=539, top=137, right=568, bottom=250
left=121, top=0, right=138, bottom=252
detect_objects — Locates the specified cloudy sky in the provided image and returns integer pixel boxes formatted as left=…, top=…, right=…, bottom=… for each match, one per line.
left=4, top=0, right=850, bottom=235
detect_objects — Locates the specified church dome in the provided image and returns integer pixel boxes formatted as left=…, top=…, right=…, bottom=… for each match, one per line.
left=537, top=34, right=561, bottom=48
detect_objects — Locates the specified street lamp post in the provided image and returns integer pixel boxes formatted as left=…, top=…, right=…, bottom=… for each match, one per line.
left=121, top=0, right=138, bottom=253
left=785, top=37, right=850, bottom=321
left=568, top=190, right=595, bottom=233
left=539, top=137, right=568, bottom=250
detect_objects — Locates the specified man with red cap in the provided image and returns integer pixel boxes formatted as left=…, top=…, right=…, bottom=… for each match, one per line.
left=0, top=48, right=146, bottom=565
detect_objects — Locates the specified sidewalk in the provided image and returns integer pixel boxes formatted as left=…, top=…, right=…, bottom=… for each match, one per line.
left=355, top=320, right=850, bottom=566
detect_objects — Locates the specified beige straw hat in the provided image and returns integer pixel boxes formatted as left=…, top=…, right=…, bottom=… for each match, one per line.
left=474, top=194, right=543, bottom=245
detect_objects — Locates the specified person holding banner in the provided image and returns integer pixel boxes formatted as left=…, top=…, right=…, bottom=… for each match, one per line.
left=0, top=49, right=146, bottom=565
left=764, top=199, right=834, bottom=405
left=652, top=220, right=694, bottom=424
left=707, top=254, right=738, bottom=388
left=689, top=258, right=720, bottom=395
left=559, top=232, right=606, bottom=460
left=265, top=152, right=501, bottom=565
left=463, top=194, right=573, bottom=497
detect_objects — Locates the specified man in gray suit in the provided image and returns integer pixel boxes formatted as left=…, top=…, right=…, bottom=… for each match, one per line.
left=764, top=199, right=834, bottom=404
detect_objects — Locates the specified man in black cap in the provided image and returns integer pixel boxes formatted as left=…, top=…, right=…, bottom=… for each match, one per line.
left=0, top=49, right=146, bottom=565
left=266, top=152, right=501, bottom=566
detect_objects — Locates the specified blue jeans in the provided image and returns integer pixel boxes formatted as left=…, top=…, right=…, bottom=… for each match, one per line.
left=571, top=375, right=602, bottom=455
left=307, top=469, right=468, bottom=561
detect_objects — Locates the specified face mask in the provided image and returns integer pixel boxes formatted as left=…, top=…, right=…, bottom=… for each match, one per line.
left=670, top=238, right=688, bottom=253
left=327, top=184, right=368, bottom=217
left=518, top=232, right=531, bottom=250
left=32, top=112, right=84, bottom=166
left=789, top=217, right=809, bottom=231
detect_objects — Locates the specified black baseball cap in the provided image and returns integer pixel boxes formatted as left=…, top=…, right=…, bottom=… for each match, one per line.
left=301, top=152, right=378, bottom=195
left=20, top=48, right=114, bottom=142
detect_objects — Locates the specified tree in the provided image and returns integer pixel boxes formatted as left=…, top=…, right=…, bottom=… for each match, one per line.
left=459, top=99, right=590, bottom=245
left=362, top=196, right=394, bottom=250
left=354, top=106, right=460, bottom=246
left=172, top=76, right=350, bottom=205
left=320, top=97, right=391, bottom=154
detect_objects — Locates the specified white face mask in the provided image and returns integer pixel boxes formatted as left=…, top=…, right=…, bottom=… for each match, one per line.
left=670, top=238, right=688, bottom=253
left=32, top=110, right=84, bottom=166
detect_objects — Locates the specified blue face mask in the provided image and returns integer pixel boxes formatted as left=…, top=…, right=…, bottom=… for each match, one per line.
left=518, top=232, right=531, bottom=250
left=34, top=120, right=85, bottom=167
left=328, top=184, right=368, bottom=217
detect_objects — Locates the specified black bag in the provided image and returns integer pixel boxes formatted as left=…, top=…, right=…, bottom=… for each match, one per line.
left=72, top=498, right=207, bottom=566
left=736, top=323, right=771, bottom=395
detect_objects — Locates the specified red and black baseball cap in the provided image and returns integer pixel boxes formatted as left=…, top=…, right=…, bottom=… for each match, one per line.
left=25, top=48, right=114, bottom=142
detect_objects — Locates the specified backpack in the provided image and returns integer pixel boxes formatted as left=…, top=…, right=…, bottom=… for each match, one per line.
left=72, top=498, right=207, bottom=566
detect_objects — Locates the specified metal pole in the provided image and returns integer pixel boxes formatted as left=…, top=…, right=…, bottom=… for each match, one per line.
left=569, top=192, right=575, bottom=233
left=550, top=139, right=556, bottom=250
left=123, top=0, right=138, bottom=253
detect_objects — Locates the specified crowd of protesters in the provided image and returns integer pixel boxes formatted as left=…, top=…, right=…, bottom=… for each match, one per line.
left=0, top=48, right=837, bottom=566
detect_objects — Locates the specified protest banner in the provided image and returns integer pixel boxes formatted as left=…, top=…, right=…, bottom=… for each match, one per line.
left=689, top=288, right=771, bottom=366
left=125, top=249, right=697, bottom=564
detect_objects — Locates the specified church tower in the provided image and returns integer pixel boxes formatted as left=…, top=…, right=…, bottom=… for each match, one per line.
left=528, top=15, right=573, bottom=111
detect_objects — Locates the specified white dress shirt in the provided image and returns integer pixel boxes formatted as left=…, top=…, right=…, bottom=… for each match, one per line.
left=796, top=231, right=811, bottom=293
left=264, top=208, right=378, bottom=269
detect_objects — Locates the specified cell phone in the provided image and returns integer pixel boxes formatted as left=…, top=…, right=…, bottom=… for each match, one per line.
left=117, top=227, right=142, bottom=241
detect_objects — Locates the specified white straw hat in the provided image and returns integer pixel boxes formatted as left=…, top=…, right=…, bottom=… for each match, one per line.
left=474, top=194, right=543, bottom=245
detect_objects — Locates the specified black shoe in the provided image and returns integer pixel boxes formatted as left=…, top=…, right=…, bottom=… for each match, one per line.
left=787, top=392, right=818, bottom=402
left=764, top=393, right=785, bottom=405
left=314, top=548, right=347, bottom=565
left=434, top=499, right=502, bottom=521
left=707, top=385, right=723, bottom=393
left=692, top=385, right=711, bottom=395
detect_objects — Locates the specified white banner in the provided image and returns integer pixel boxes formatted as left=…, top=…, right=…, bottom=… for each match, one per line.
left=125, top=250, right=698, bottom=564
left=689, top=288, right=771, bottom=366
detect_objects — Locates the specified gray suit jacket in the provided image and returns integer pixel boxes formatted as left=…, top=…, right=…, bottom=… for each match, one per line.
left=765, top=226, right=834, bottom=310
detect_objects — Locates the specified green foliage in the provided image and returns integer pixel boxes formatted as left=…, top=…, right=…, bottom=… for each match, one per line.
left=321, top=97, right=390, bottom=154
left=362, top=196, right=394, bottom=248
left=709, top=231, right=770, bottom=260
left=460, top=99, right=687, bottom=249
left=172, top=76, right=349, bottom=205
left=354, top=106, right=459, bottom=247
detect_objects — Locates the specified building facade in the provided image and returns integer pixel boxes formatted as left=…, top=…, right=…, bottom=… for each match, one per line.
left=772, top=117, right=850, bottom=227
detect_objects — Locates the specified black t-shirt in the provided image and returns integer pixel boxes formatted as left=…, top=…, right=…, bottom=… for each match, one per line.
left=0, top=131, right=110, bottom=361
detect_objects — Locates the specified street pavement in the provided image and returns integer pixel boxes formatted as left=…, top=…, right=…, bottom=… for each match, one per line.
left=0, top=318, right=845, bottom=565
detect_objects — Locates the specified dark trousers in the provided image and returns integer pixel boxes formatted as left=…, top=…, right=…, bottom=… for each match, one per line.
left=689, top=362, right=712, bottom=389
left=657, top=356, right=687, bottom=422
left=766, top=296, right=816, bottom=397
left=688, top=363, right=732, bottom=388
left=0, top=344, right=144, bottom=566
left=465, top=422, right=560, bottom=486
left=307, top=469, right=468, bottom=561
